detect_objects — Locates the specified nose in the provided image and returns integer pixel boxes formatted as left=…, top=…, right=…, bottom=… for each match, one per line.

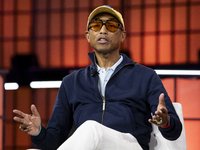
left=99, top=24, right=108, bottom=34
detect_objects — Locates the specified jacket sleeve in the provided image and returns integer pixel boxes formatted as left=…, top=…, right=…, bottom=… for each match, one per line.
left=147, top=71, right=182, bottom=140
left=31, top=80, right=74, bottom=150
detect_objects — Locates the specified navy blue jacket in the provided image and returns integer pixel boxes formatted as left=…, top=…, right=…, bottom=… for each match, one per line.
left=31, top=52, right=182, bottom=150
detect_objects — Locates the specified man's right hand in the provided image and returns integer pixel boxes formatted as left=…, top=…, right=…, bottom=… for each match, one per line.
left=13, top=104, right=41, bottom=136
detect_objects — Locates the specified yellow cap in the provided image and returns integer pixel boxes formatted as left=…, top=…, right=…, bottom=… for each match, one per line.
left=87, top=5, right=125, bottom=31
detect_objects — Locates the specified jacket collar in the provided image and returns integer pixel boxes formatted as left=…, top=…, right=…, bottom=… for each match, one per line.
left=88, top=52, right=136, bottom=71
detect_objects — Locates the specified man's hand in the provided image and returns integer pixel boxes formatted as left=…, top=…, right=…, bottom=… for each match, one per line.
left=148, top=93, right=169, bottom=127
left=13, top=104, right=41, bottom=136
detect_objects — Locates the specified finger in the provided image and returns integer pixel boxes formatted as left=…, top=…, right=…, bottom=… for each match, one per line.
left=149, top=116, right=163, bottom=125
left=152, top=114, right=161, bottom=121
left=25, top=124, right=33, bottom=130
left=160, top=107, right=168, bottom=114
left=13, top=116, right=24, bottom=124
left=13, top=109, right=26, bottom=118
left=155, top=109, right=164, bottom=116
left=20, top=124, right=29, bottom=130
left=158, top=93, right=165, bottom=107
left=148, top=119, right=157, bottom=125
left=31, top=104, right=40, bottom=117
left=155, top=107, right=168, bottom=116
left=155, top=110, right=162, bottom=115
left=24, top=126, right=33, bottom=133
left=13, top=115, right=30, bottom=125
left=152, top=115, right=157, bottom=120
left=148, top=119, right=153, bottom=123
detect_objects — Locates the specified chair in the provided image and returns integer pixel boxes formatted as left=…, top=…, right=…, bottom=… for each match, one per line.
left=149, top=103, right=187, bottom=150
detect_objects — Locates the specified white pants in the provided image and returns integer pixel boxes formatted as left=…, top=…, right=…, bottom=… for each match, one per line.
left=57, top=120, right=142, bottom=150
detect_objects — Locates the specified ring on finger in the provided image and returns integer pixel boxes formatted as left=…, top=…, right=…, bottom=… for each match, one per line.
left=19, top=125, right=24, bottom=131
left=19, top=125, right=26, bottom=131
left=155, top=117, right=162, bottom=124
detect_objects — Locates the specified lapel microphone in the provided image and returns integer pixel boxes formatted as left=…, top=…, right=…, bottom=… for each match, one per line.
left=91, top=69, right=99, bottom=77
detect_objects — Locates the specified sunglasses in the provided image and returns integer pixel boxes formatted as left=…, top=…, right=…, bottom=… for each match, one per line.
left=88, top=19, right=124, bottom=32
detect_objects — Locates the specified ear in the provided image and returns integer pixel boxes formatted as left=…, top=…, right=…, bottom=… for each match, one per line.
left=85, top=31, right=90, bottom=43
left=121, top=31, right=126, bottom=43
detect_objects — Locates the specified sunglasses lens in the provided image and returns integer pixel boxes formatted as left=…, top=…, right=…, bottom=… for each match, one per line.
left=106, top=21, right=119, bottom=32
left=89, top=20, right=121, bottom=32
left=89, top=20, right=102, bottom=31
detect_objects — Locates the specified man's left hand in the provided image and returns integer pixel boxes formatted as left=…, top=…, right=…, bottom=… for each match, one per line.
left=148, top=93, right=169, bottom=127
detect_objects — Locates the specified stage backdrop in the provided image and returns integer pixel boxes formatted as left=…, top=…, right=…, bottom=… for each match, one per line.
left=0, top=75, right=4, bottom=150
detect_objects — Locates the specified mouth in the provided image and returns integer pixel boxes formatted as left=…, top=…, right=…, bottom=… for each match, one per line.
left=97, top=37, right=109, bottom=44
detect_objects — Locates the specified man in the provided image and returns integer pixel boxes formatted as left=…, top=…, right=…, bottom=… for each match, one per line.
left=13, top=5, right=182, bottom=150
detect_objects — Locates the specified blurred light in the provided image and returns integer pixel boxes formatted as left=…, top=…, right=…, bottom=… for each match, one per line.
left=5, top=70, right=200, bottom=90
left=155, top=70, right=200, bottom=76
left=30, top=81, right=62, bottom=89
left=4, top=82, right=19, bottom=90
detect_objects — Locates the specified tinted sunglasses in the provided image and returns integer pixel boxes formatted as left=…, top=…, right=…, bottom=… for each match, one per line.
left=88, top=19, right=124, bottom=32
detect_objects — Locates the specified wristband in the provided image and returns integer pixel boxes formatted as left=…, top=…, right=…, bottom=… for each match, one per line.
left=33, top=125, right=42, bottom=136
left=161, top=123, right=170, bottom=128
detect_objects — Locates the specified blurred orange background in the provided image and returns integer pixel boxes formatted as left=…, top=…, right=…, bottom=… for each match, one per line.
left=0, top=0, right=200, bottom=149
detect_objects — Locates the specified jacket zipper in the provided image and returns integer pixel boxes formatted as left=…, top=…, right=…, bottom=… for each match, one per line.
left=94, top=54, right=107, bottom=124
left=101, top=97, right=105, bottom=124
left=99, top=63, right=134, bottom=124
left=97, top=76, right=106, bottom=124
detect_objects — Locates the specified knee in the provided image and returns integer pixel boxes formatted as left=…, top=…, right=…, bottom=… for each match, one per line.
left=80, top=120, right=102, bottom=135
left=83, top=120, right=99, bottom=126
left=81, top=120, right=101, bottom=129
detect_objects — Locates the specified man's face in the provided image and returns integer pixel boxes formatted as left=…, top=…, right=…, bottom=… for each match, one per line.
left=85, top=13, right=126, bottom=54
